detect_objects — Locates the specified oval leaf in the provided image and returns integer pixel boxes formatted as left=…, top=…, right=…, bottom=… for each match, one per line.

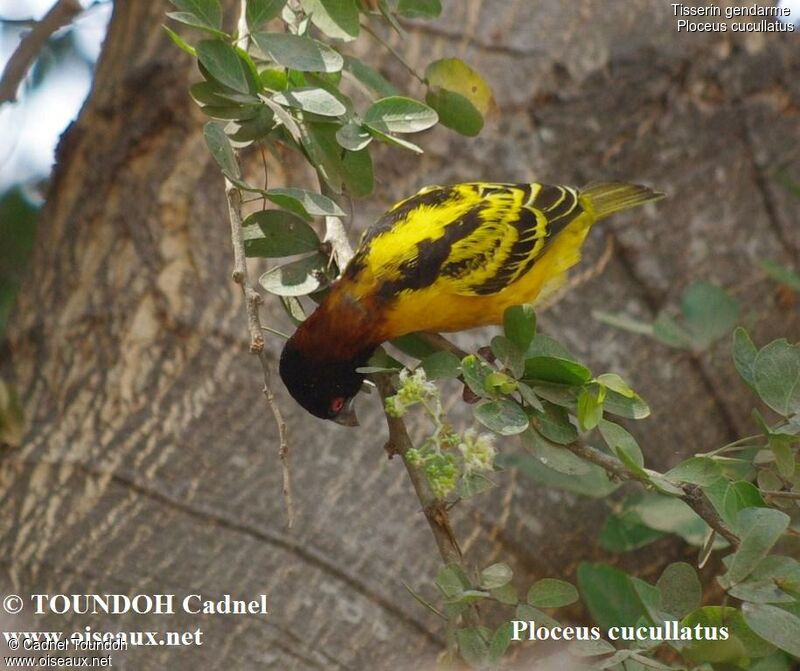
left=527, top=578, right=578, bottom=608
left=474, top=400, right=529, bottom=436
left=265, top=188, right=344, bottom=217
left=246, top=0, right=287, bottom=30
left=524, top=356, right=592, bottom=385
left=754, top=339, right=800, bottom=417
left=300, top=0, right=359, bottom=41
left=258, top=254, right=329, bottom=296
left=272, top=87, right=346, bottom=117
left=253, top=32, right=343, bottom=72
left=196, top=39, right=258, bottom=94
left=425, top=57, right=493, bottom=115
left=169, top=0, right=222, bottom=29
left=742, top=602, right=800, bottom=658
left=243, top=210, right=320, bottom=257
left=203, top=121, right=240, bottom=179
left=364, top=96, right=438, bottom=134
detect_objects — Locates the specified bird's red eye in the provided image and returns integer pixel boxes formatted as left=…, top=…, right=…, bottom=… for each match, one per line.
left=331, top=397, right=345, bottom=414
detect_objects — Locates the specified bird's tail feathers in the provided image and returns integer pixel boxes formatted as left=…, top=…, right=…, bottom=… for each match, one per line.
left=581, top=182, right=665, bottom=220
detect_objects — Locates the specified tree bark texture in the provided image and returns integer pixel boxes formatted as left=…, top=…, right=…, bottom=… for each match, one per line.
left=1, top=1, right=799, bottom=669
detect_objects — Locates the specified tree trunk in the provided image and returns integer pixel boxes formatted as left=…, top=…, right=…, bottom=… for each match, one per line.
left=2, top=1, right=798, bottom=668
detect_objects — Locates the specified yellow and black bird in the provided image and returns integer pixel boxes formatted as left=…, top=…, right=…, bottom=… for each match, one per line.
left=279, top=181, right=664, bottom=425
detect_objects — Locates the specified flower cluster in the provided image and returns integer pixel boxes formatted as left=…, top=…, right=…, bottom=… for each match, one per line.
left=458, top=429, right=496, bottom=474
left=385, top=367, right=438, bottom=417
left=386, top=367, right=497, bottom=500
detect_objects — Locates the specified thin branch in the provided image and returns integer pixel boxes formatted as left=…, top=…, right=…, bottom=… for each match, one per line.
left=361, top=22, right=425, bottom=84
left=226, top=177, right=294, bottom=528
left=761, top=489, right=800, bottom=500
left=416, top=332, right=468, bottom=359
left=564, top=439, right=740, bottom=548
left=0, top=0, right=83, bottom=105
left=372, top=376, right=464, bottom=562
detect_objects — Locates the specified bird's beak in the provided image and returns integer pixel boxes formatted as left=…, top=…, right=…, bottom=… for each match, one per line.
left=332, top=398, right=359, bottom=427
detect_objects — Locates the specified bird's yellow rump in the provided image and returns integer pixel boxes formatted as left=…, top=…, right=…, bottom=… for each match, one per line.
left=280, top=180, right=664, bottom=423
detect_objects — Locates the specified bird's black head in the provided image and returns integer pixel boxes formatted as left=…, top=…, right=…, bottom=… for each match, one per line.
left=279, top=339, right=371, bottom=425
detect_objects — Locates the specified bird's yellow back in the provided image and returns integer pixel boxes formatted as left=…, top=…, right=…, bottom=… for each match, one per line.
left=328, top=181, right=662, bottom=340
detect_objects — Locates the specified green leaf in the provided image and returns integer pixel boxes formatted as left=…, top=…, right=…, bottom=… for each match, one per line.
left=771, top=438, right=796, bottom=478
left=203, top=121, right=240, bottom=179
left=335, top=122, right=372, bottom=151
left=665, top=457, right=722, bottom=486
left=169, top=0, right=222, bottom=29
left=425, top=57, right=492, bottom=115
left=246, top=0, right=287, bottom=30
left=596, top=373, right=635, bottom=398
left=682, top=606, right=770, bottom=663
left=253, top=32, right=344, bottom=72
left=721, top=480, right=767, bottom=529
left=656, top=562, right=701, bottom=618
left=264, top=187, right=345, bottom=218
left=592, top=309, right=654, bottom=336
left=340, top=144, right=373, bottom=197
left=524, top=356, right=592, bottom=385
left=165, top=11, right=228, bottom=36
left=629, top=494, right=711, bottom=546
left=501, top=452, right=619, bottom=498
left=652, top=312, right=693, bottom=349
left=742, top=603, right=800, bottom=658
left=568, top=639, right=617, bottom=657
left=503, top=305, right=537, bottom=352
left=727, top=555, right=800, bottom=604
left=436, top=564, right=469, bottom=599
left=364, top=125, right=424, bottom=154
left=258, top=254, right=329, bottom=296
left=420, top=351, right=461, bottom=380
left=515, top=603, right=559, bottom=629
left=395, top=0, right=441, bottom=18
left=753, top=339, right=800, bottom=417
left=227, top=106, right=276, bottom=142
left=460, top=354, right=493, bottom=398
left=529, top=402, right=578, bottom=445
left=364, top=96, right=438, bottom=134
left=681, top=281, right=739, bottom=349
left=300, top=0, right=359, bottom=40
left=474, top=400, right=529, bottom=436
left=480, top=563, right=513, bottom=590
left=242, top=210, right=320, bottom=257
left=302, top=122, right=373, bottom=196
left=577, top=563, right=651, bottom=629
left=425, top=88, right=483, bottom=137
left=488, top=622, right=513, bottom=665
left=196, top=40, right=258, bottom=94
left=761, top=259, right=800, bottom=291
left=603, top=388, right=651, bottom=419
left=527, top=578, right=578, bottom=608
left=342, top=55, right=399, bottom=97
left=163, top=25, right=198, bottom=56
left=733, top=327, right=758, bottom=389
left=491, top=335, right=525, bottom=378
left=272, top=87, right=346, bottom=116
left=390, top=333, right=439, bottom=359
left=521, top=428, right=590, bottom=475
left=459, top=472, right=496, bottom=499
left=577, top=386, right=604, bottom=432
left=456, top=628, right=489, bottom=668
left=600, top=511, right=666, bottom=552
left=723, top=508, right=790, bottom=586
left=490, top=582, right=517, bottom=605
left=599, top=419, right=644, bottom=468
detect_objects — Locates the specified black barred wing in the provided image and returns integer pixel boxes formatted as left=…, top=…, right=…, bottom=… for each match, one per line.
left=356, top=182, right=584, bottom=300
left=443, top=183, right=583, bottom=296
